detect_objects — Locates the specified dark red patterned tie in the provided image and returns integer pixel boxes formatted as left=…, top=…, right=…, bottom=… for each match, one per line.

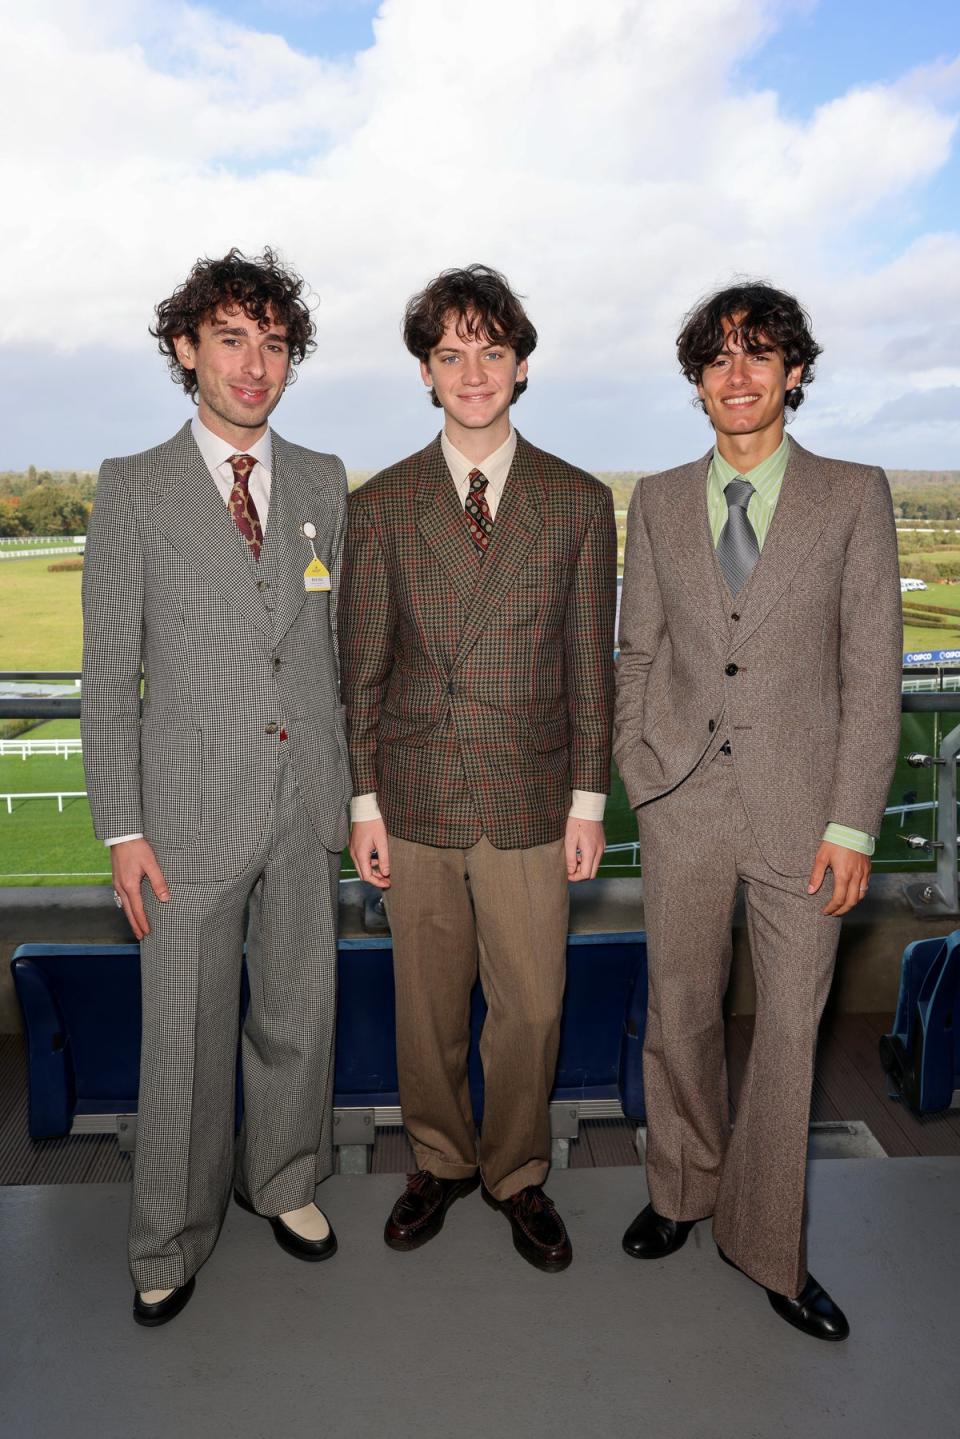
left=227, top=453, right=263, bottom=562
left=465, top=469, right=493, bottom=553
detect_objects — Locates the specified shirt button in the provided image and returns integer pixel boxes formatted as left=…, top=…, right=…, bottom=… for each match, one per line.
left=708, top=719, right=715, bottom=732
left=725, top=663, right=739, bottom=676
left=265, top=722, right=278, bottom=734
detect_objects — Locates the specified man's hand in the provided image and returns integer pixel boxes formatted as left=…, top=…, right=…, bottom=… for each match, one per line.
left=807, top=841, right=870, bottom=917
left=111, top=839, right=170, bottom=940
left=350, top=818, right=391, bottom=889
left=565, top=817, right=605, bottom=882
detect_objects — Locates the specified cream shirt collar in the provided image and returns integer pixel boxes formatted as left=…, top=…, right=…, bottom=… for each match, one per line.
left=191, top=414, right=273, bottom=482
left=440, top=427, right=516, bottom=517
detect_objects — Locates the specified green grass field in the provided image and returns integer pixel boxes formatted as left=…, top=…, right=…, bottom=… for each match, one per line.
left=0, top=554, right=83, bottom=670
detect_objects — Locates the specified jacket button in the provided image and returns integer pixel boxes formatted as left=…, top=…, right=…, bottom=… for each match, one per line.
left=273, top=656, right=282, bottom=671
left=731, top=612, right=740, bottom=622
left=708, top=719, right=715, bottom=732
left=448, top=680, right=456, bottom=696
left=725, top=663, right=738, bottom=676
left=265, top=722, right=278, bottom=734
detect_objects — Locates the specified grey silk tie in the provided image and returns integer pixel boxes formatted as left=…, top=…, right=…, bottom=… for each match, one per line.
left=717, top=477, right=759, bottom=596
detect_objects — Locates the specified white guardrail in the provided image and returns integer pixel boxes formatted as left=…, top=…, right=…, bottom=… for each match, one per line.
left=2, top=791, right=87, bottom=813
left=0, top=739, right=82, bottom=759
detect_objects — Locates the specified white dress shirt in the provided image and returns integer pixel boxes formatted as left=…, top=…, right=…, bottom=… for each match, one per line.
left=351, top=428, right=607, bottom=826
left=105, top=416, right=274, bottom=847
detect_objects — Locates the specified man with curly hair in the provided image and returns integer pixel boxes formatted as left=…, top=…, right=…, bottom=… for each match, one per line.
left=81, top=248, right=351, bottom=1325
left=614, top=281, right=902, bottom=1340
left=339, top=265, right=616, bottom=1271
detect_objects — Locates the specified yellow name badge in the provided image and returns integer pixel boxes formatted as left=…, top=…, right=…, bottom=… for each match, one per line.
left=304, top=558, right=331, bottom=592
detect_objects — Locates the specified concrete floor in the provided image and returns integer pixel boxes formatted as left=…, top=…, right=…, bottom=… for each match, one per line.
left=2, top=1161, right=958, bottom=1439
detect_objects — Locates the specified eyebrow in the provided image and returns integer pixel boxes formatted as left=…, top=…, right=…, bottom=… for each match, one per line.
left=211, top=323, right=288, bottom=342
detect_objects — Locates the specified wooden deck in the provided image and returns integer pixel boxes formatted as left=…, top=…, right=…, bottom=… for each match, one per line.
left=1, top=1012, right=958, bottom=1184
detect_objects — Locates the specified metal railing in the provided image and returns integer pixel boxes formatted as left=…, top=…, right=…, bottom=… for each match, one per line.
left=6, top=668, right=960, bottom=911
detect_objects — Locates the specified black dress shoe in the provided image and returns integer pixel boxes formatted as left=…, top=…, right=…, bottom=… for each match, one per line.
left=622, top=1203, right=695, bottom=1259
left=234, top=1189, right=338, bottom=1262
left=717, top=1247, right=849, bottom=1341
left=482, top=1184, right=573, bottom=1272
left=384, top=1170, right=479, bottom=1250
left=133, top=1277, right=196, bottom=1328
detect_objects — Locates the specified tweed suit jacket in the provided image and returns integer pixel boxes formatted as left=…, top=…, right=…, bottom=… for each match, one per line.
left=614, top=436, right=903, bottom=876
left=340, top=432, right=617, bottom=850
left=81, top=422, right=351, bottom=883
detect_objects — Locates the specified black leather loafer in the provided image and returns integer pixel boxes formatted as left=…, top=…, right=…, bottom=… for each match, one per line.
left=482, top=1183, right=573, bottom=1272
left=768, top=1275, right=850, bottom=1341
left=234, top=1189, right=338, bottom=1262
left=133, top=1276, right=195, bottom=1327
left=384, top=1170, right=480, bottom=1250
left=718, top=1246, right=849, bottom=1341
left=622, top=1203, right=695, bottom=1259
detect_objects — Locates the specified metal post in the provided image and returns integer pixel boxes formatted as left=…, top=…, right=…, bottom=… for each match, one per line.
left=905, top=718, right=960, bottom=915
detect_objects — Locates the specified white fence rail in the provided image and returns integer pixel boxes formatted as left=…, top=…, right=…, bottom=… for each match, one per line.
left=0, top=739, right=82, bottom=759
left=2, top=791, right=87, bottom=813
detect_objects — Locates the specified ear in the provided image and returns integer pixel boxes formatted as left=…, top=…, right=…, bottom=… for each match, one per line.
left=173, top=332, right=197, bottom=372
left=516, top=357, right=528, bottom=386
left=419, top=358, right=433, bottom=388
left=785, top=361, right=803, bottom=391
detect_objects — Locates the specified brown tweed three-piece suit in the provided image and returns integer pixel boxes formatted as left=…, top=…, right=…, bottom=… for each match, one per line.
left=340, top=431, right=617, bottom=1197
left=614, top=435, right=903, bottom=1295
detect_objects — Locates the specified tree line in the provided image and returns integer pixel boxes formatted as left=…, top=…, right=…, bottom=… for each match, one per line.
left=0, top=467, right=96, bottom=537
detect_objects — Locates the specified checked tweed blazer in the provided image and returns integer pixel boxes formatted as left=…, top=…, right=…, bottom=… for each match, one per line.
left=340, top=432, right=617, bottom=850
left=614, top=436, right=903, bottom=876
left=81, top=422, right=351, bottom=883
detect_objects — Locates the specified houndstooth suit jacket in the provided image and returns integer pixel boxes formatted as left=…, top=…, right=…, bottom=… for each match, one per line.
left=81, top=422, right=351, bottom=883
left=339, top=432, right=617, bottom=850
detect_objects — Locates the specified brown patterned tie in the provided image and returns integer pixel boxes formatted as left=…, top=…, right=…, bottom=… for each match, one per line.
left=227, top=453, right=263, bottom=562
left=465, top=469, right=493, bottom=553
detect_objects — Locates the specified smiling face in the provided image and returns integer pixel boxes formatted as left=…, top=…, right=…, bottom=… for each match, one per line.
left=696, top=313, right=803, bottom=461
left=172, top=305, right=290, bottom=446
left=420, top=310, right=527, bottom=453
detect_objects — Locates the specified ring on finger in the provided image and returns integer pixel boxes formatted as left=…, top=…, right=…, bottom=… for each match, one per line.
left=114, top=892, right=124, bottom=909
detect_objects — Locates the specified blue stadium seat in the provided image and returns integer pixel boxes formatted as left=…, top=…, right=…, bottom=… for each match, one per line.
left=11, top=932, right=648, bottom=1141
left=880, top=931, right=960, bottom=1114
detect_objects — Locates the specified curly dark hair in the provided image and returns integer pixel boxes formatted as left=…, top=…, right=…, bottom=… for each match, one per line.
left=151, top=247, right=316, bottom=398
left=677, top=280, right=822, bottom=412
left=403, top=263, right=537, bottom=407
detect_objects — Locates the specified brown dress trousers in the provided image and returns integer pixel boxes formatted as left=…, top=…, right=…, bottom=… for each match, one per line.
left=638, top=744, right=841, bottom=1298
left=385, top=833, right=569, bottom=1201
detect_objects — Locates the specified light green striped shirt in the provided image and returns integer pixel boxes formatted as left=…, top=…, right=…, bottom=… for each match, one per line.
left=708, top=438, right=874, bottom=858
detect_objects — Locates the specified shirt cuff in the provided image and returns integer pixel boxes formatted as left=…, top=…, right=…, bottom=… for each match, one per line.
left=105, top=833, right=143, bottom=846
left=350, top=792, right=382, bottom=823
left=822, top=823, right=875, bottom=856
left=568, top=790, right=607, bottom=822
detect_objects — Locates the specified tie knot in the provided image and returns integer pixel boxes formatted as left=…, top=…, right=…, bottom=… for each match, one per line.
left=228, top=453, right=256, bottom=485
left=723, top=477, right=754, bottom=511
left=467, top=468, right=488, bottom=495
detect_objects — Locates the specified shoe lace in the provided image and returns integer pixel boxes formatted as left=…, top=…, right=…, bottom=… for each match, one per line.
left=513, top=1186, right=555, bottom=1217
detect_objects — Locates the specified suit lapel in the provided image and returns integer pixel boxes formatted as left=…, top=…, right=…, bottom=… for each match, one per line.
left=267, top=435, right=330, bottom=646
left=452, top=433, right=544, bottom=670
left=415, top=437, right=482, bottom=608
left=152, top=423, right=272, bottom=637
left=660, top=450, right=731, bottom=641
left=729, top=437, right=830, bottom=649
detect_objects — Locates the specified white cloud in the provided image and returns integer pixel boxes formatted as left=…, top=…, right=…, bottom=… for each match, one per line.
left=0, top=0, right=957, bottom=465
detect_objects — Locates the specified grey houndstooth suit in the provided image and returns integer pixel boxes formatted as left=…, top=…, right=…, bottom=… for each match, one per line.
left=81, top=421, right=351, bottom=1291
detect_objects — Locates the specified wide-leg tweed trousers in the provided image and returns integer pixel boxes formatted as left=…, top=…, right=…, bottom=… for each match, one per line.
left=638, top=745, right=841, bottom=1298
left=128, top=752, right=339, bottom=1292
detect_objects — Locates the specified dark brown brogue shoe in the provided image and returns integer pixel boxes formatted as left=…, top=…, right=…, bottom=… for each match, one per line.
left=622, top=1203, right=696, bottom=1259
left=384, top=1170, right=479, bottom=1251
left=483, top=1184, right=572, bottom=1272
